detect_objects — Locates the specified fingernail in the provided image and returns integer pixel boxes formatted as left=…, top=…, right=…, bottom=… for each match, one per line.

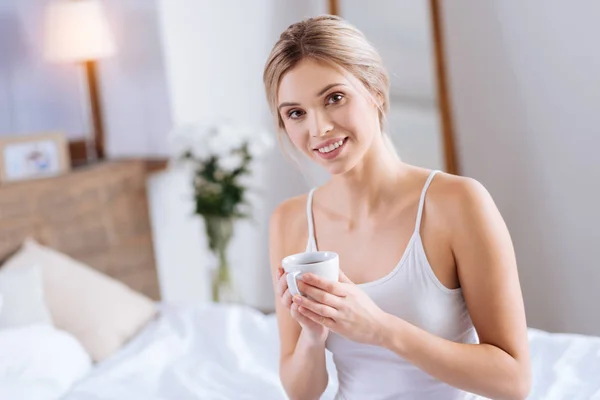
left=293, top=296, right=302, bottom=303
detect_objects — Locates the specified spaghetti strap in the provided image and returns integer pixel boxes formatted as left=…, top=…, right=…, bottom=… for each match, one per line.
left=305, top=188, right=318, bottom=252
left=414, top=170, right=440, bottom=234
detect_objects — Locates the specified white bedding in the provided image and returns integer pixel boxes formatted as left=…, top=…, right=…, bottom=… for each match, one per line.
left=0, top=325, right=91, bottom=400
left=62, top=303, right=338, bottom=400
left=527, top=328, right=600, bottom=399
left=50, top=303, right=600, bottom=399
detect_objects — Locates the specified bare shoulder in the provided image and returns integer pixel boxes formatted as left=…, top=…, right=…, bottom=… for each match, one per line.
left=425, top=171, right=515, bottom=276
left=270, top=193, right=309, bottom=235
left=427, top=171, right=498, bottom=226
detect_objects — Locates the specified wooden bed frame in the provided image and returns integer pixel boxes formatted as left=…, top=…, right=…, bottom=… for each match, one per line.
left=0, top=160, right=161, bottom=300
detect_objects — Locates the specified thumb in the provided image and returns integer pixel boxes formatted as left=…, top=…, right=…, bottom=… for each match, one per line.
left=338, top=269, right=354, bottom=284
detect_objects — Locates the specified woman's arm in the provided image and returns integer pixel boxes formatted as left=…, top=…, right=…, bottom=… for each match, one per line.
left=270, top=200, right=329, bottom=400
left=377, top=178, right=531, bottom=400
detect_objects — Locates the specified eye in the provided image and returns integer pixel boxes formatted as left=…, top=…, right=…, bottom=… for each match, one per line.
left=327, top=93, right=345, bottom=105
left=287, top=109, right=305, bottom=120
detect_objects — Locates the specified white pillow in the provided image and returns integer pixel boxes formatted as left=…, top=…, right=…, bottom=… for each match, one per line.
left=2, top=238, right=157, bottom=362
left=0, top=325, right=92, bottom=400
left=0, top=264, right=53, bottom=328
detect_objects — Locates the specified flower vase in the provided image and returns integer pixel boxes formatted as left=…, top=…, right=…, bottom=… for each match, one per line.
left=204, top=216, right=239, bottom=303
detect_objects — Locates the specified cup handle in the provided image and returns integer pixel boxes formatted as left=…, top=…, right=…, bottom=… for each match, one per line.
left=286, top=270, right=302, bottom=296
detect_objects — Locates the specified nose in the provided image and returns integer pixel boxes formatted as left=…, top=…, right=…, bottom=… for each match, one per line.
left=308, top=110, right=333, bottom=137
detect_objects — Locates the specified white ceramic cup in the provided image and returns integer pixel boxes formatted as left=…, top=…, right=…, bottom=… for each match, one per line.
left=282, top=251, right=339, bottom=297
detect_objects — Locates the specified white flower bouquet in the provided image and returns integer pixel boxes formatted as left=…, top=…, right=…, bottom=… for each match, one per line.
left=169, top=120, right=274, bottom=302
left=169, top=120, right=274, bottom=219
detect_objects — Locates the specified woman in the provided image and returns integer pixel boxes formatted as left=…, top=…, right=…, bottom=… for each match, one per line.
left=264, top=15, right=531, bottom=400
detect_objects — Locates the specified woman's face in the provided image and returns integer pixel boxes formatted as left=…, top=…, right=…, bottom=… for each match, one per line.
left=277, top=58, right=381, bottom=175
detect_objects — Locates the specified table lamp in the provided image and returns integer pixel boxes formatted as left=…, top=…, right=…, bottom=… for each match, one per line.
left=44, top=0, right=116, bottom=162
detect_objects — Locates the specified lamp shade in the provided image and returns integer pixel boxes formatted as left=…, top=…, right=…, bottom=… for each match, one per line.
left=44, top=0, right=116, bottom=62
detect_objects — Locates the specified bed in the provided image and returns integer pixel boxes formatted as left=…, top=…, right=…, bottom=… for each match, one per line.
left=0, top=160, right=599, bottom=400
left=60, top=303, right=600, bottom=400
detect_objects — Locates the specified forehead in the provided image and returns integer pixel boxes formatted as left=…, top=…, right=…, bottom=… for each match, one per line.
left=277, top=58, right=363, bottom=103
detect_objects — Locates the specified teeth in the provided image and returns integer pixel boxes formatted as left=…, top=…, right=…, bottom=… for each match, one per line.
left=318, top=139, right=345, bottom=153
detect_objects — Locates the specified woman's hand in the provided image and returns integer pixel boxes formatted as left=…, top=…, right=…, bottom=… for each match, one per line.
left=276, top=267, right=329, bottom=345
left=293, top=270, right=389, bottom=346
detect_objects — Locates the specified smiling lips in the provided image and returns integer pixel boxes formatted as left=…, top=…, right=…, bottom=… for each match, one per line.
left=313, top=137, right=348, bottom=160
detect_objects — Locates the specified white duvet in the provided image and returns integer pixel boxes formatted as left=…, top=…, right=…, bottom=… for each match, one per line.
left=0, top=325, right=91, bottom=400
left=62, top=303, right=338, bottom=400
left=528, top=328, right=600, bottom=399
left=4, top=303, right=599, bottom=400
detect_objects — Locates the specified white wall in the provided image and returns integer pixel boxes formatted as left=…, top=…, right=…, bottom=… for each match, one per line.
left=442, top=1, right=600, bottom=335
left=157, top=0, right=270, bottom=127
left=100, top=0, right=173, bottom=158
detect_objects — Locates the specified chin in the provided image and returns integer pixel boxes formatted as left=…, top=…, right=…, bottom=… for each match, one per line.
left=307, top=138, right=366, bottom=175
left=319, top=155, right=361, bottom=176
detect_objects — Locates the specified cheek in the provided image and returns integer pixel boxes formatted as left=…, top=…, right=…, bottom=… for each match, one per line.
left=334, top=101, right=376, bottom=141
left=283, top=122, right=308, bottom=149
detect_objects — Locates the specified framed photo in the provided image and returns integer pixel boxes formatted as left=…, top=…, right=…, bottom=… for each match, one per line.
left=0, top=132, right=71, bottom=184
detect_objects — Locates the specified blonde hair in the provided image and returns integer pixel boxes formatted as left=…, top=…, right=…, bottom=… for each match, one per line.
left=263, top=14, right=398, bottom=167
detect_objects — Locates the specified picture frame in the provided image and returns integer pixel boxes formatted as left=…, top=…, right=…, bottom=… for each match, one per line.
left=0, top=132, right=71, bottom=184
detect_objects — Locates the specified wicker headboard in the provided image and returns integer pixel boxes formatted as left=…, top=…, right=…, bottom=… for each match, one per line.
left=0, top=160, right=160, bottom=300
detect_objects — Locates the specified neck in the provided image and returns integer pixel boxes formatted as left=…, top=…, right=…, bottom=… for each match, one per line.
left=330, top=135, right=407, bottom=219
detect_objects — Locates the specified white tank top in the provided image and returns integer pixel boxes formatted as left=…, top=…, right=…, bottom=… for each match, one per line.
left=305, top=170, right=480, bottom=400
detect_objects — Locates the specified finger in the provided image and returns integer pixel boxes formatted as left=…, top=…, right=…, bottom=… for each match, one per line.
left=290, top=302, right=300, bottom=320
left=292, top=303, right=327, bottom=331
left=298, top=304, right=335, bottom=328
left=301, top=274, right=346, bottom=297
left=290, top=303, right=312, bottom=326
left=298, top=281, right=341, bottom=308
left=338, top=269, right=354, bottom=284
left=293, top=295, right=337, bottom=319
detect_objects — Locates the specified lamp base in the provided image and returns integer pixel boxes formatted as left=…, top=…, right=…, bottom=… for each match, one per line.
left=69, top=139, right=98, bottom=167
left=85, top=60, right=105, bottom=160
left=74, top=60, right=105, bottom=165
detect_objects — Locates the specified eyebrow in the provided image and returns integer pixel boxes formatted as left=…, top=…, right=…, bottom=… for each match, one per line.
left=317, top=83, right=346, bottom=97
left=277, top=83, right=347, bottom=110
